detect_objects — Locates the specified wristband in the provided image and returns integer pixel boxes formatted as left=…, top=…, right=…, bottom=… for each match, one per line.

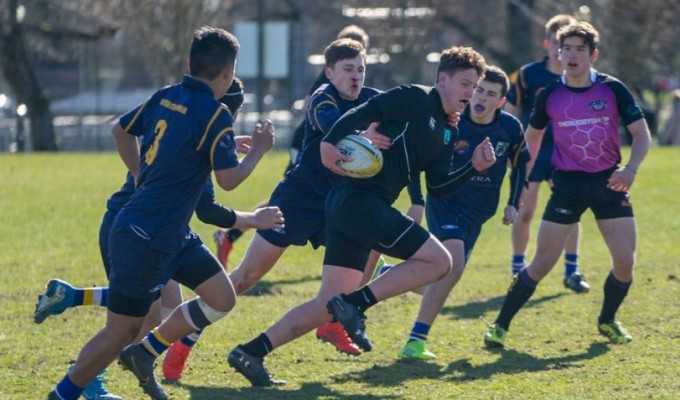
left=625, top=164, right=637, bottom=174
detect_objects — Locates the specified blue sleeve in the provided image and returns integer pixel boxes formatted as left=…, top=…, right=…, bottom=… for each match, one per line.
left=308, top=92, right=343, bottom=135
left=196, top=105, right=240, bottom=171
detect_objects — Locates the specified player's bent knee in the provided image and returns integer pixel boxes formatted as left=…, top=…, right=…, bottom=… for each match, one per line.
left=180, top=297, right=230, bottom=330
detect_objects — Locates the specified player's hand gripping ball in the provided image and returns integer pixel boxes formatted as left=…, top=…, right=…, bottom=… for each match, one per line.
left=336, top=134, right=383, bottom=178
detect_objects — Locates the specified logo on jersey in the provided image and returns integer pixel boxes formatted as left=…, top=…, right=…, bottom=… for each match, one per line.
left=429, top=117, right=436, bottom=131
left=588, top=100, right=608, bottom=111
left=454, top=140, right=470, bottom=155
left=494, top=142, right=509, bottom=157
left=443, top=128, right=452, bottom=145
left=442, top=224, right=460, bottom=230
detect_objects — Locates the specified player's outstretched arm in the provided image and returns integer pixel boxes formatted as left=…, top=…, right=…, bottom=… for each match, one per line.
left=215, top=120, right=275, bottom=191
left=232, top=207, right=285, bottom=230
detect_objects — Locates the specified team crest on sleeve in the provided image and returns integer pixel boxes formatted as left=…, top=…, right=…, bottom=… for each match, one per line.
left=494, top=142, right=509, bottom=157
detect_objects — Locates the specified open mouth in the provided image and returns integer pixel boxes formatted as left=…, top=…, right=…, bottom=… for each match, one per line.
left=473, top=104, right=485, bottom=113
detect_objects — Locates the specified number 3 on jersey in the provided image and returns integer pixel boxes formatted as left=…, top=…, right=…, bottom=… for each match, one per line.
left=145, top=119, right=167, bottom=165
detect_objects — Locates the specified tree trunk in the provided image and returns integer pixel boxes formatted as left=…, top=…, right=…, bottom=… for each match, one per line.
left=0, top=0, right=58, bottom=151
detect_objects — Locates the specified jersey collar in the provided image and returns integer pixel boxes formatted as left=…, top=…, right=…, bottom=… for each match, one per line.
left=181, top=75, right=215, bottom=96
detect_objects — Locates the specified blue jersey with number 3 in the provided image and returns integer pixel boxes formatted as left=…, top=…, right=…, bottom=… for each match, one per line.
left=115, top=75, right=239, bottom=252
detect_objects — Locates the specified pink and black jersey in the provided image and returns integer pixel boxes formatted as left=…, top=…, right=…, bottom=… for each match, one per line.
left=529, top=70, right=644, bottom=173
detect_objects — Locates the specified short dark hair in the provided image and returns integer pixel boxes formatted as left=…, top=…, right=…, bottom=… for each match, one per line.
left=545, top=14, right=577, bottom=38
left=337, top=25, right=369, bottom=48
left=557, top=21, right=600, bottom=54
left=324, top=38, right=366, bottom=69
left=220, top=77, right=244, bottom=116
left=189, top=26, right=239, bottom=80
left=436, top=46, right=486, bottom=79
left=482, top=65, right=510, bottom=97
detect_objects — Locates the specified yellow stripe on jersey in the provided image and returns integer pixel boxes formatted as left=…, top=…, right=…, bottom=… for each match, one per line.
left=197, top=106, right=225, bottom=150
left=210, top=127, right=235, bottom=168
left=312, top=96, right=338, bottom=131
left=122, top=101, right=148, bottom=132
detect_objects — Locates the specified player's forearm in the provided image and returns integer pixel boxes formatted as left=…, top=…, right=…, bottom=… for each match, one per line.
left=216, top=150, right=266, bottom=191
left=525, top=126, right=544, bottom=163
left=426, top=161, right=476, bottom=198
left=625, top=120, right=652, bottom=173
left=324, top=101, right=378, bottom=144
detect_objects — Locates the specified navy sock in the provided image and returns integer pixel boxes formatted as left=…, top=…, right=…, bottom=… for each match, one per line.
left=55, top=372, right=83, bottom=400
left=511, top=255, right=525, bottom=275
left=407, top=321, right=431, bottom=342
left=240, top=333, right=273, bottom=359
left=564, top=253, right=579, bottom=276
left=495, top=268, right=537, bottom=330
left=598, top=271, right=631, bottom=325
left=181, top=329, right=203, bottom=346
left=343, top=286, right=378, bottom=312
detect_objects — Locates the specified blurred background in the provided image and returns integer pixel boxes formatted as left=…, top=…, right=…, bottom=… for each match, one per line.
left=1, top=0, right=679, bottom=152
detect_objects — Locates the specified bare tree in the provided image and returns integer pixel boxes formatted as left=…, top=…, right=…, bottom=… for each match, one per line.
left=0, top=0, right=57, bottom=150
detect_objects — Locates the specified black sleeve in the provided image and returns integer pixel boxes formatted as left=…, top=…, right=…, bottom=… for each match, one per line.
left=195, top=195, right=237, bottom=228
left=406, top=177, right=425, bottom=206
left=323, top=86, right=420, bottom=144
left=323, top=99, right=383, bottom=144
left=506, top=117, right=530, bottom=208
left=425, top=159, right=477, bottom=199
left=606, top=79, right=645, bottom=125
left=528, top=83, right=553, bottom=130
left=507, top=161, right=527, bottom=208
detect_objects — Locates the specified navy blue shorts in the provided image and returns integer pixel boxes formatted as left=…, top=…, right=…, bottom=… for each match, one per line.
left=98, top=209, right=118, bottom=278
left=543, top=168, right=634, bottom=225
left=425, top=197, right=482, bottom=262
left=324, top=183, right=430, bottom=271
left=107, top=221, right=220, bottom=317
left=258, top=179, right=326, bottom=249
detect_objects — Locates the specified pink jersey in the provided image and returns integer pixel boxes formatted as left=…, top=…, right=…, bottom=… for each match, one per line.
left=530, top=71, right=643, bottom=173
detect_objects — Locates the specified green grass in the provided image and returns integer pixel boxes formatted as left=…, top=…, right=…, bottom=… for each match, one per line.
left=1, top=148, right=679, bottom=399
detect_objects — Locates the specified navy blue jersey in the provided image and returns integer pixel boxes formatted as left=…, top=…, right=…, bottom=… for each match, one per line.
left=325, top=85, right=477, bottom=204
left=428, top=108, right=529, bottom=223
left=507, top=57, right=560, bottom=162
left=286, top=83, right=380, bottom=196
left=106, top=173, right=135, bottom=212
left=115, top=75, right=239, bottom=252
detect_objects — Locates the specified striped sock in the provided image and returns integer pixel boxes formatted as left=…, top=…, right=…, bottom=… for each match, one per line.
left=407, top=322, right=431, bottom=343
left=564, top=253, right=579, bottom=277
left=511, top=255, right=525, bottom=276
left=76, top=287, right=108, bottom=307
left=180, top=329, right=203, bottom=347
left=141, top=328, right=171, bottom=357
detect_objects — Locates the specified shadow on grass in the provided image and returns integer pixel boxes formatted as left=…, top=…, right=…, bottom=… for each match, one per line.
left=241, top=274, right=320, bottom=296
left=179, top=380, right=397, bottom=400
left=443, top=342, right=611, bottom=382
left=330, top=342, right=609, bottom=388
left=440, top=293, right=566, bottom=320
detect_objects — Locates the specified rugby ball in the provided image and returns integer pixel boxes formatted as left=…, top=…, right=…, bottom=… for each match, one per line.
left=336, top=134, right=383, bottom=178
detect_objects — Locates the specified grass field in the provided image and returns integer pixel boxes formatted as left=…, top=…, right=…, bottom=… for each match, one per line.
left=1, top=148, right=679, bottom=399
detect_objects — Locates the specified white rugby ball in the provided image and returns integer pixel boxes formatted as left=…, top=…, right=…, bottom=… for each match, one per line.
left=336, top=134, right=383, bottom=178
